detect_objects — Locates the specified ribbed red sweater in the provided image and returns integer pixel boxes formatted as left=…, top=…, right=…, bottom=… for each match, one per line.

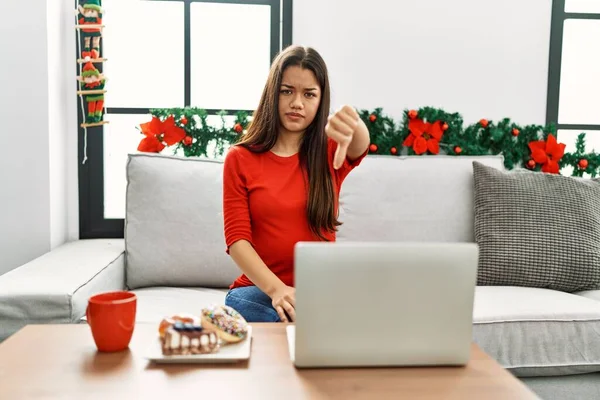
left=222, top=138, right=367, bottom=289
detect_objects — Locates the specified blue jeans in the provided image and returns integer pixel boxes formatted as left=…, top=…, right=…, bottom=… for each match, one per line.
left=225, top=286, right=282, bottom=323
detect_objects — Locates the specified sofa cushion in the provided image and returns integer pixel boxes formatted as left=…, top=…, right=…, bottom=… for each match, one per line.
left=125, top=153, right=240, bottom=289
left=473, top=161, right=600, bottom=292
left=338, top=155, right=505, bottom=242
left=0, top=239, right=125, bottom=341
left=128, top=287, right=228, bottom=323
left=473, top=286, right=600, bottom=377
left=576, top=290, right=600, bottom=302
left=521, top=373, right=600, bottom=400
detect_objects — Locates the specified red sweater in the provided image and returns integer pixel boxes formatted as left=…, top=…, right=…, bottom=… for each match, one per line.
left=223, top=138, right=367, bottom=289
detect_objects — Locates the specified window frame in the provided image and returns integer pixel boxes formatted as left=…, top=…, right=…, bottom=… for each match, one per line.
left=546, top=0, right=600, bottom=130
left=77, top=0, right=293, bottom=239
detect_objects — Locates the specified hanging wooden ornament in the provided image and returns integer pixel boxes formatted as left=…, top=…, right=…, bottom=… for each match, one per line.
left=77, top=0, right=103, bottom=61
left=76, top=0, right=108, bottom=163
left=77, top=62, right=107, bottom=126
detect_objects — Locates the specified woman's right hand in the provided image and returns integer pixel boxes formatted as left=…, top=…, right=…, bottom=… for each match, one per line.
left=270, top=285, right=296, bottom=322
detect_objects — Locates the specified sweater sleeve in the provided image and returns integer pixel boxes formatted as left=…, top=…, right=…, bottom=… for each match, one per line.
left=327, top=138, right=368, bottom=184
left=223, top=146, right=253, bottom=253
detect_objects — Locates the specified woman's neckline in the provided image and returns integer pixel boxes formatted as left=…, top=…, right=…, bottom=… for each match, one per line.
left=266, top=149, right=299, bottom=161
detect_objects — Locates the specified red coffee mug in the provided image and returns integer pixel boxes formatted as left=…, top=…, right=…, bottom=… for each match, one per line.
left=86, top=291, right=137, bottom=352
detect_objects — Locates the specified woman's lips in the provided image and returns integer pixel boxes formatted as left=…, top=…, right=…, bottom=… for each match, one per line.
left=286, top=112, right=304, bottom=121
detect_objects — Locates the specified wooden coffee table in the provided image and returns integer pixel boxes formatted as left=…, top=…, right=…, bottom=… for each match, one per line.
left=0, top=323, right=539, bottom=399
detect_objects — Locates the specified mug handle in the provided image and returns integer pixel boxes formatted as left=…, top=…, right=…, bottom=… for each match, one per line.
left=86, top=305, right=91, bottom=324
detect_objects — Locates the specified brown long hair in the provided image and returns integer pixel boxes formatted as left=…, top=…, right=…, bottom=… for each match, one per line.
left=236, top=45, right=339, bottom=240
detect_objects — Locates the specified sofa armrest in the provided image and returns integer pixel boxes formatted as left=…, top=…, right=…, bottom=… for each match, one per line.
left=0, top=239, right=125, bottom=341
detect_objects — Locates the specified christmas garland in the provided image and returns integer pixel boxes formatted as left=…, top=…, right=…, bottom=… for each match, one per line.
left=137, top=106, right=600, bottom=177
left=138, top=108, right=249, bottom=158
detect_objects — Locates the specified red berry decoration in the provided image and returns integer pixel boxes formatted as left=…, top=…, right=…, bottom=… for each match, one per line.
left=183, top=136, right=193, bottom=146
left=527, top=159, right=536, bottom=169
left=480, top=119, right=489, bottom=128
left=233, top=123, right=243, bottom=133
left=442, top=123, right=449, bottom=131
left=454, top=146, right=462, bottom=154
left=369, top=114, right=377, bottom=122
left=390, top=147, right=398, bottom=155
left=408, top=110, right=418, bottom=119
left=181, top=116, right=188, bottom=125
left=512, top=128, right=520, bottom=137
left=579, top=159, right=589, bottom=169
left=369, top=144, right=378, bottom=153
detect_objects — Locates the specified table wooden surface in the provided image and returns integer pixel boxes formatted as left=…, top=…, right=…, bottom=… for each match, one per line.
left=0, top=323, right=539, bottom=399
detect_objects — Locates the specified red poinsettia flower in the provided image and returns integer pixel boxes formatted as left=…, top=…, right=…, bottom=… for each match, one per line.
left=138, top=135, right=165, bottom=153
left=402, top=119, right=444, bottom=155
left=138, top=115, right=186, bottom=153
left=528, top=134, right=566, bottom=174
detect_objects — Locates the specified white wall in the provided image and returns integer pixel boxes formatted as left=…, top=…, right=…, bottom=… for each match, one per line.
left=0, top=1, right=51, bottom=275
left=48, top=0, right=79, bottom=249
left=0, top=0, right=77, bottom=275
left=293, top=0, right=552, bottom=125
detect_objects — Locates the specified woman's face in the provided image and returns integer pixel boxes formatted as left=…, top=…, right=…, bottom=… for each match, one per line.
left=278, top=65, right=321, bottom=135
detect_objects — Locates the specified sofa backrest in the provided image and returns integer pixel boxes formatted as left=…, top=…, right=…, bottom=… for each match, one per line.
left=338, top=155, right=505, bottom=243
left=124, top=152, right=504, bottom=289
left=125, top=153, right=240, bottom=290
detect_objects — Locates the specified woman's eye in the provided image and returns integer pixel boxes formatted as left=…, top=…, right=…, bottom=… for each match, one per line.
left=280, top=89, right=292, bottom=95
left=305, top=93, right=316, bottom=98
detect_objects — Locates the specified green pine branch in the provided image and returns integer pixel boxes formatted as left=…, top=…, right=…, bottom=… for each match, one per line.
left=139, top=106, right=600, bottom=177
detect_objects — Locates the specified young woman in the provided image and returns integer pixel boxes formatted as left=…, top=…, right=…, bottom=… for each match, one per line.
left=222, top=45, right=370, bottom=323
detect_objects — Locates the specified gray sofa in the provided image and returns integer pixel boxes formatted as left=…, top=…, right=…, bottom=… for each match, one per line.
left=1, top=152, right=600, bottom=400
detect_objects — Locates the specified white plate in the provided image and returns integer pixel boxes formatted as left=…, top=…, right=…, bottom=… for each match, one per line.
left=144, top=326, right=252, bottom=364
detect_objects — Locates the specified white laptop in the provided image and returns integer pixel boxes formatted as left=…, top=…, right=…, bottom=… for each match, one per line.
left=287, top=241, right=479, bottom=368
